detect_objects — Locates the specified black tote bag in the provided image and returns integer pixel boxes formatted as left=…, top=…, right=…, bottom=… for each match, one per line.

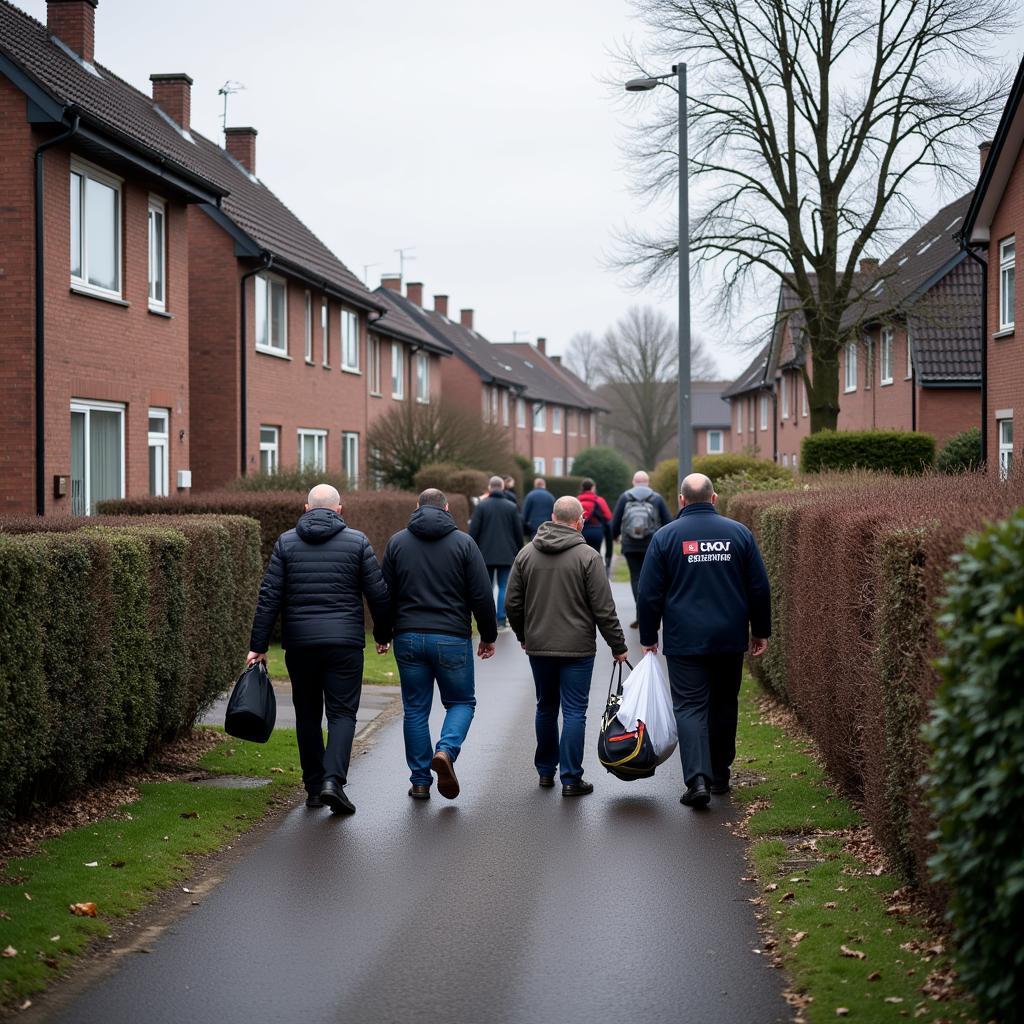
left=224, top=661, right=277, bottom=743
left=597, top=660, right=661, bottom=781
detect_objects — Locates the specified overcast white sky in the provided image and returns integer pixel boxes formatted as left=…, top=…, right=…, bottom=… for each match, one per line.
left=19, top=0, right=1024, bottom=379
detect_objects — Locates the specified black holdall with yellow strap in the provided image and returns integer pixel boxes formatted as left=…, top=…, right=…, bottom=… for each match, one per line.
left=597, top=659, right=660, bottom=781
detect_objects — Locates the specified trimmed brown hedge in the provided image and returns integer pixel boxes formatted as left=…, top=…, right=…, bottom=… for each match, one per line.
left=729, top=472, right=1024, bottom=906
left=0, top=515, right=261, bottom=815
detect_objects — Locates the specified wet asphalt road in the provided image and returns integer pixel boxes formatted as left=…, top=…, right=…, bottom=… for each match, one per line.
left=49, top=585, right=787, bottom=1024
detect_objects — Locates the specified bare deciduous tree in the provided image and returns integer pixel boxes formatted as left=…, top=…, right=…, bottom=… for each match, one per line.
left=612, top=0, right=1013, bottom=431
left=565, top=330, right=603, bottom=386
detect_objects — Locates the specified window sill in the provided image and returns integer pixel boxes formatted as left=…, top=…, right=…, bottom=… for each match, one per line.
left=305, top=358, right=316, bottom=366
left=416, top=398, right=430, bottom=405
left=392, top=394, right=405, bottom=402
left=993, top=327, right=1015, bottom=340
left=843, top=387, right=857, bottom=394
left=341, top=367, right=362, bottom=376
left=70, top=284, right=128, bottom=307
left=880, top=380, right=894, bottom=387
left=322, top=364, right=332, bottom=371
left=255, top=346, right=291, bottom=360
left=369, top=391, right=383, bottom=398
left=148, top=307, right=173, bottom=319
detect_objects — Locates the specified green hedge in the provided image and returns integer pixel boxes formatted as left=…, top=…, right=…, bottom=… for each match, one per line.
left=936, top=427, right=983, bottom=474
left=926, top=509, right=1024, bottom=1023
left=0, top=515, right=260, bottom=815
left=413, top=463, right=489, bottom=503
left=801, top=429, right=935, bottom=473
left=568, top=446, right=632, bottom=501
left=651, top=455, right=791, bottom=507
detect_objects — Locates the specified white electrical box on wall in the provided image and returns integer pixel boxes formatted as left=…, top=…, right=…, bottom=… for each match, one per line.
left=177, top=470, right=192, bottom=489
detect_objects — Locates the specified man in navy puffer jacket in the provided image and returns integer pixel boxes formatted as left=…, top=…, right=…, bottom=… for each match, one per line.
left=248, top=484, right=391, bottom=815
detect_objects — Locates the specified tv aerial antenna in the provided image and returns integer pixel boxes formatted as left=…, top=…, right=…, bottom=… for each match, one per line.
left=395, top=247, right=416, bottom=279
left=218, top=80, right=246, bottom=131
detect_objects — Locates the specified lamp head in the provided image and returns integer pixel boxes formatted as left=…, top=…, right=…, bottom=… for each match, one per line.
left=625, top=77, right=660, bottom=92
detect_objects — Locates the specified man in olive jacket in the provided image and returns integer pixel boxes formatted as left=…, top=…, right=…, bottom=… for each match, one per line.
left=506, top=496, right=628, bottom=796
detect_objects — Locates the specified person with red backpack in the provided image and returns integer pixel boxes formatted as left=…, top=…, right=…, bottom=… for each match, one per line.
left=576, top=479, right=613, bottom=565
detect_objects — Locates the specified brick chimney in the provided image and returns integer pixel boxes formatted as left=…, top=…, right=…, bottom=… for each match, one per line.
left=434, top=295, right=449, bottom=317
left=551, top=355, right=562, bottom=366
left=979, top=140, right=993, bottom=173
left=47, top=0, right=97, bottom=63
left=380, top=274, right=401, bottom=292
left=536, top=337, right=547, bottom=354
left=460, top=309, right=474, bottom=329
left=859, top=257, right=879, bottom=274
left=224, top=127, right=257, bottom=174
left=151, top=73, right=192, bottom=131
left=406, top=282, right=424, bottom=306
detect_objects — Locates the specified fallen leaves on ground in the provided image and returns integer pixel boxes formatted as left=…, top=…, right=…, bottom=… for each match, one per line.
left=69, top=902, right=97, bottom=917
left=840, top=944, right=867, bottom=959
left=867, top=971, right=882, bottom=981
left=835, top=1008, right=849, bottom=1017
left=789, top=931, right=808, bottom=945
left=2, top=946, right=17, bottom=958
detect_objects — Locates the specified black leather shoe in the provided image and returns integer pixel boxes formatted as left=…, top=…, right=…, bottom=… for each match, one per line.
left=320, top=780, right=355, bottom=815
left=710, top=779, right=731, bottom=795
left=562, top=780, right=594, bottom=797
left=305, top=794, right=324, bottom=808
left=408, top=784, right=431, bottom=800
left=538, top=775, right=555, bottom=788
left=680, top=778, right=711, bottom=808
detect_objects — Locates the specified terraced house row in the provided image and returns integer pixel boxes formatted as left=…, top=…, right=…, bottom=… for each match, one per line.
left=0, top=0, right=603, bottom=516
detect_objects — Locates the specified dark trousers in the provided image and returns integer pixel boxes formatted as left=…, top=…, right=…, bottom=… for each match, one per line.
left=666, top=653, right=744, bottom=787
left=624, top=550, right=647, bottom=604
left=582, top=526, right=604, bottom=554
left=529, top=655, right=595, bottom=785
left=284, top=644, right=363, bottom=794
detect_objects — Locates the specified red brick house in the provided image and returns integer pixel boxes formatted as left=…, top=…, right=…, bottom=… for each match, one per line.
left=0, top=0, right=226, bottom=514
left=963, top=57, right=1024, bottom=478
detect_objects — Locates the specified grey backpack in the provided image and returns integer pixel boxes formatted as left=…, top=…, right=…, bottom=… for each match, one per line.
left=621, top=493, right=658, bottom=541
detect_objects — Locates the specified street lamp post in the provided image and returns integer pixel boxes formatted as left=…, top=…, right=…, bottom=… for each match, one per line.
left=626, top=63, right=691, bottom=487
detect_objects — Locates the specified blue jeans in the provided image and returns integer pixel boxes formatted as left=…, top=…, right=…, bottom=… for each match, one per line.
left=529, top=655, right=595, bottom=785
left=394, top=633, right=477, bottom=786
left=488, top=565, right=511, bottom=621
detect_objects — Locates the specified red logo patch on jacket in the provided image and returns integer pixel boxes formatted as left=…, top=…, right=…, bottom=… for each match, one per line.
left=683, top=541, right=700, bottom=555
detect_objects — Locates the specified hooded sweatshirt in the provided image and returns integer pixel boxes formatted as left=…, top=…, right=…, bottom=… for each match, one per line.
left=505, top=520, right=627, bottom=658
left=249, top=507, right=390, bottom=651
left=381, top=505, right=498, bottom=642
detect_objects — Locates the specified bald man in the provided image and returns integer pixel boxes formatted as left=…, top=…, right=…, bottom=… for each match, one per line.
left=637, top=473, right=770, bottom=809
left=248, top=484, right=391, bottom=815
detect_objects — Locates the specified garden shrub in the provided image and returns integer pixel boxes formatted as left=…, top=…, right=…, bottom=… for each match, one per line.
left=569, top=446, right=632, bottom=502
left=226, top=467, right=350, bottom=493
left=936, top=427, right=983, bottom=474
left=715, top=471, right=796, bottom=517
left=652, top=455, right=791, bottom=506
left=413, top=463, right=489, bottom=502
left=801, top=429, right=935, bottom=473
left=926, top=508, right=1024, bottom=1023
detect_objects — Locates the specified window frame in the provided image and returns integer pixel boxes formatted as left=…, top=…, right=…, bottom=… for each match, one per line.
left=552, top=406, right=563, bottom=434
left=553, top=457, right=564, bottom=475
left=998, top=417, right=1014, bottom=481
left=341, top=308, right=360, bottom=372
left=391, top=343, right=405, bottom=399
left=304, top=291, right=314, bottom=363
left=706, top=429, right=724, bottom=454
left=844, top=341, right=858, bottom=393
left=70, top=158, right=123, bottom=300
left=999, top=236, right=1015, bottom=331
left=905, top=335, right=914, bottom=380
left=147, top=407, right=169, bottom=497
left=758, top=394, right=769, bottom=431
left=70, top=398, right=125, bottom=515
left=516, top=398, right=526, bottom=429
left=368, top=336, right=382, bottom=395
left=147, top=196, right=166, bottom=312
left=532, top=457, right=546, bottom=474
left=501, top=389, right=510, bottom=427
left=342, top=431, right=359, bottom=487
left=415, top=351, right=430, bottom=404
left=297, top=428, right=327, bottom=471
left=801, top=378, right=809, bottom=417
left=321, top=299, right=330, bottom=367
left=880, top=327, right=894, bottom=386
left=533, top=401, right=546, bottom=433
left=259, top=425, right=280, bottom=476
left=254, top=272, right=289, bottom=356
left=780, top=372, right=790, bottom=419
left=736, top=400, right=743, bottom=434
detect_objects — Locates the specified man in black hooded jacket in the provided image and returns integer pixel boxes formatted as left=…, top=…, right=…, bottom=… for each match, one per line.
left=381, top=489, right=497, bottom=800
left=248, top=484, right=390, bottom=815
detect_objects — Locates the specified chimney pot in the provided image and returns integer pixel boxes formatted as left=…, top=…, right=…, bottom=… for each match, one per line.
left=859, top=257, right=879, bottom=274
left=406, top=282, right=424, bottom=307
left=380, top=274, right=402, bottom=292
left=151, top=73, right=192, bottom=131
left=460, top=309, right=474, bottom=330
left=224, top=126, right=258, bottom=174
left=537, top=336, right=547, bottom=354
left=551, top=354, right=562, bottom=366
left=979, top=140, right=993, bottom=173
left=433, top=294, right=449, bottom=317
left=47, top=0, right=98, bottom=64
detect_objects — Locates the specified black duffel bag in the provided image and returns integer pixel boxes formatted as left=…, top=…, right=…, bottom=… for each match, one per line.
left=224, top=661, right=276, bottom=743
left=597, top=660, right=660, bottom=781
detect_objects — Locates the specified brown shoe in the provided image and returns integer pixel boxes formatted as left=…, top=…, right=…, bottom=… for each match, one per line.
left=408, top=784, right=431, bottom=800
left=430, top=750, right=460, bottom=800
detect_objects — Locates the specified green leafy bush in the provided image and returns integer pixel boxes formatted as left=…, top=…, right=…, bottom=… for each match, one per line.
left=936, top=427, right=983, bottom=474
left=715, top=471, right=796, bottom=517
left=926, top=509, right=1024, bottom=1022
left=652, top=455, right=790, bottom=505
left=227, top=467, right=350, bottom=493
left=413, top=463, right=489, bottom=502
left=801, top=430, right=935, bottom=473
left=570, top=446, right=632, bottom=502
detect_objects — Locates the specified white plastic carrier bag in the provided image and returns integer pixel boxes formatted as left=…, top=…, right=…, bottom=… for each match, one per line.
left=615, top=652, right=678, bottom=764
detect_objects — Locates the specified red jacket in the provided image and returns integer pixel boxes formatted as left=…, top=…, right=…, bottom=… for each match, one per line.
left=577, top=491, right=612, bottom=529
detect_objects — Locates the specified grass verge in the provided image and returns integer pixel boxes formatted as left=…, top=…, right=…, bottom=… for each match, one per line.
left=0, top=729, right=302, bottom=1008
left=265, top=635, right=399, bottom=685
left=735, top=679, right=976, bottom=1023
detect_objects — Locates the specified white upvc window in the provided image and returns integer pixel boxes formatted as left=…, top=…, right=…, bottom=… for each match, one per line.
left=490, top=386, right=500, bottom=423
left=998, top=417, right=1014, bottom=481
left=304, top=292, right=313, bottom=363
left=793, top=452, right=799, bottom=469
left=70, top=399, right=125, bottom=516
left=342, top=431, right=359, bottom=486
left=865, top=337, right=873, bottom=390
left=780, top=373, right=790, bottom=419
left=533, top=457, right=546, bottom=474
left=297, top=428, right=326, bottom=471
left=482, top=385, right=491, bottom=421
left=147, top=197, right=166, bottom=311
left=148, top=408, right=169, bottom=496
left=880, top=328, right=894, bottom=385
left=552, top=407, right=563, bottom=434
left=502, top=389, right=510, bottom=426
left=415, top=352, right=430, bottom=403
left=259, top=425, right=279, bottom=475
left=801, top=378, right=809, bottom=417
left=782, top=453, right=789, bottom=467
left=553, top=457, right=564, bottom=475
left=533, top=402, right=546, bottom=432
left=736, top=401, right=743, bottom=433
left=707, top=429, right=724, bottom=454
left=321, top=300, right=330, bottom=366
left=758, top=394, right=769, bottom=430
left=999, top=237, right=1015, bottom=330
left=906, top=336, right=914, bottom=379
left=391, top=343, right=405, bottom=399
left=844, top=341, right=858, bottom=392
left=254, top=273, right=288, bottom=354
left=70, top=159, right=122, bottom=299
left=341, top=308, right=360, bottom=371
left=368, top=336, right=382, bottom=395
left=569, top=409, right=578, bottom=436
left=516, top=397, right=526, bottom=428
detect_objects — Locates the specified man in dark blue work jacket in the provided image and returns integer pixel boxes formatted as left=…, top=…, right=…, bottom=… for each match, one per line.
left=637, top=473, right=771, bottom=809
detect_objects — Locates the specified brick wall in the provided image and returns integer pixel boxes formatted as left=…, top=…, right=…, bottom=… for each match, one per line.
left=918, top=387, right=982, bottom=447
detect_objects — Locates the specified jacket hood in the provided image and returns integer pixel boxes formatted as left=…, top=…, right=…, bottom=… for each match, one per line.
left=532, top=521, right=587, bottom=553
left=407, top=505, right=458, bottom=541
left=296, top=507, right=347, bottom=544
left=627, top=485, right=655, bottom=500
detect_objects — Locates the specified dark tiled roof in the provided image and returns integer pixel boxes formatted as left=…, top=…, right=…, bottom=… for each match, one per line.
left=907, top=257, right=982, bottom=383
left=691, top=382, right=733, bottom=428
left=499, top=343, right=607, bottom=411
left=721, top=341, right=772, bottom=398
left=0, top=0, right=219, bottom=191
left=371, top=287, right=450, bottom=354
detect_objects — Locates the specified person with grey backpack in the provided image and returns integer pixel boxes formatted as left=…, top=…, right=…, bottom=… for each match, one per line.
left=611, top=470, right=673, bottom=628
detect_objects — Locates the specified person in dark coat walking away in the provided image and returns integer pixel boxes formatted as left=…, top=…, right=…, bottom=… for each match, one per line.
left=611, top=470, right=673, bottom=628
left=469, top=475, right=524, bottom=629
left=501, top=475, right=520, bottom=507
left=248, top=484, right=391, bottom=816
left=637, top=473, right=770, bottom=809
left=522, top=477, right=555, bottom=539
left=577, top=478, right=613, bottom=567
left=506, top=496, right=628, bottom=796
left=381, top=489, right=498, bottom=801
